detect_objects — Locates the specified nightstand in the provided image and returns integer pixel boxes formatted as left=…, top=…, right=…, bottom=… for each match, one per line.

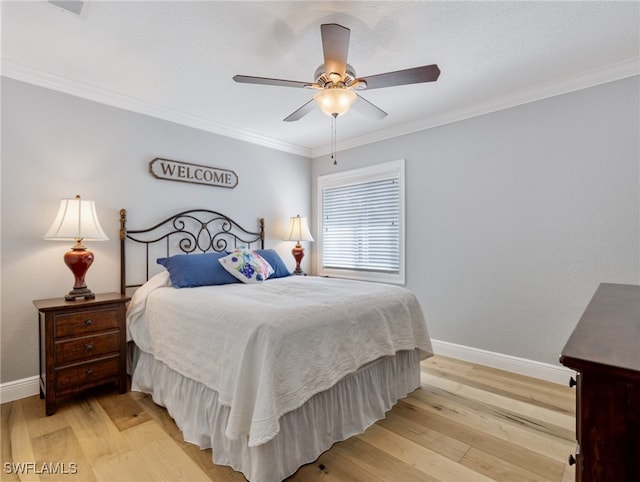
left=34, top=292, right=130, bottom=415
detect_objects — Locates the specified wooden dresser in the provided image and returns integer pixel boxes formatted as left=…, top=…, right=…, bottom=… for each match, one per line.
left=560, top=283, right=640, bottom=482
left=34, top=292, right=130, bottom=415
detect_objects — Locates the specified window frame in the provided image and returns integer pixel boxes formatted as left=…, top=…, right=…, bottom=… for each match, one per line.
left=316, top=159, right=406, bottom=284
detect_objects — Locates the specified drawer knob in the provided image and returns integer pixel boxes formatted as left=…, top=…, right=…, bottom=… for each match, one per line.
left=85, top=343, right=94, bottom=351
left=86, top=368, right=94, bottom=376
left=569, top=376, right=577, bottom=388
left=84, top=319, right=93, bottom=326
left=568, top=454, right=576, bottom=466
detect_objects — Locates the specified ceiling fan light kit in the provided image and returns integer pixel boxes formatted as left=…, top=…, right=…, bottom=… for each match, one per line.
left=314, top=87, right=357, bottom=117
left=233, top=23, right=440, bottom=162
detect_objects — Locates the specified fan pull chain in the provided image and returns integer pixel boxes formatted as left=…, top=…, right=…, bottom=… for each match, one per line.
left=331, top=113, right=338, bottom=165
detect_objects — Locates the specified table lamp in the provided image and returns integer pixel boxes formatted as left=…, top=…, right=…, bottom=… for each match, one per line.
left=44, top=195, right=109, bottom=300
left=285, top=214, right=313, bottom=275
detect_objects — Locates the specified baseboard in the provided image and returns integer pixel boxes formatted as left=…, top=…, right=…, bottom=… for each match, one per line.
left=0, top=342, right=574, bottom=403
left=431, top=339, right=575, bottom=385
left=0, top=376, right=40, bottom=404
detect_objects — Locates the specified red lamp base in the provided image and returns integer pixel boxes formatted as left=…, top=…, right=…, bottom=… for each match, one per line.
left=63, top=245, right=96, bottom=301
left=291, top=243, right=306, bottom=276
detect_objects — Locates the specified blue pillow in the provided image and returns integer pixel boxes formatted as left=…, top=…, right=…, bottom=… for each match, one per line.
left=254, top=249, right=291, bottom=279
left=157, top=252, right=239, bottom=288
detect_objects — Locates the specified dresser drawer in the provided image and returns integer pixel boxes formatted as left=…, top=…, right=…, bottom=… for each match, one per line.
left=629, top=381, right=640, bottom=423
left=54, top=308, right=119, bottom=338
left=55, top=356, right=120, bottom=392
left=55, top=331, right=120, bottom=366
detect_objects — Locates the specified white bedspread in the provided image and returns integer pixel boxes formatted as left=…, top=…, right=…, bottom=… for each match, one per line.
left=127, top=273, right=432, bottom=447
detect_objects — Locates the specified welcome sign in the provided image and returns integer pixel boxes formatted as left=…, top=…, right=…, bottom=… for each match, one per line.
left=149, top=158, right=238, bottom=189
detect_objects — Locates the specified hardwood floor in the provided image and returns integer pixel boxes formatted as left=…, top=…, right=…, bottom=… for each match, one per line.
left=1, top=356, right=576, bottom=481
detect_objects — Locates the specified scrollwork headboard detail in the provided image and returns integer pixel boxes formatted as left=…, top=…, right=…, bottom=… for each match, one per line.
left=120, top=209, right=264, bottom=294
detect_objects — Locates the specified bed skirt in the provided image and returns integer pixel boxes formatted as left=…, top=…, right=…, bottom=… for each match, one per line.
left=129, top=346, right=422, bottom=482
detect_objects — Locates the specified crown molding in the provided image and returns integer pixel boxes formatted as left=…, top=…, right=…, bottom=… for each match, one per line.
left=3, top=57, right=637, bottom=160
left=0, top=59, right=312, bottom=158
left=311, top=57, right=640, bottom=158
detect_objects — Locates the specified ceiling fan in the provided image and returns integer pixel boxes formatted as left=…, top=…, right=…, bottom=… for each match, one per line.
left=233, top=23, right=441, bottom=122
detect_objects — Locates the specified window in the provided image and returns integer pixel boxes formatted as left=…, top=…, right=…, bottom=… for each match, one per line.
left=317, top=159, right=405, bottom=284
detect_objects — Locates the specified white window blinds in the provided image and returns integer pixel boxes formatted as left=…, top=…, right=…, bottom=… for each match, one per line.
left=318, top=159, right=405, bottom=285
left=322, top=178, right=400, bottom=273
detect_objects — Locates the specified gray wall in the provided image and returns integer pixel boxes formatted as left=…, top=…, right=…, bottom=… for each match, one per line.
left=1, top=78, right=311, bottom=384
left=2, top=75, right=638, bottom=385
left=312, top=76, right=640, bottom=366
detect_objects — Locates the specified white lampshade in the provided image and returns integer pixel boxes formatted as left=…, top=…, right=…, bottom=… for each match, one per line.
left=44, top=195, right=109, bottom=242
left=313, top=87, right=356, bottom=117
left=285, top=215, right=314, bottom=243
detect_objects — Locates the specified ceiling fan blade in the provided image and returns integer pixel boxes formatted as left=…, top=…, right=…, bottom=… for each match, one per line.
left=357, top=64, right=441, bottom=90
left=353, top=94, right=388, bottom=120
left=321, top=23, right=350, bottom=78
left=283, top=100, right=316, bottom=122
left=233, top=75, right=311, bottom=89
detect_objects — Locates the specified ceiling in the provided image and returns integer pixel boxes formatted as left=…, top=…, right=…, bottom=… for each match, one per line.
left=2, top=1, right=639, bottom=157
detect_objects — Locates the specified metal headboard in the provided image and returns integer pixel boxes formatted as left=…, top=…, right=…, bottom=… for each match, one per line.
left=119, top=208, right=265, bottom=294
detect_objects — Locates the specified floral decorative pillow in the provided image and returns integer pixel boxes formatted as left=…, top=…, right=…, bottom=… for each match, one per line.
left=218, top=248, right=274, bottom=284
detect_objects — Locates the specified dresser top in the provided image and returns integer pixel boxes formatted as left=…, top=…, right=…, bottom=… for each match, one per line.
left=560, top=283, right=640, bottom=376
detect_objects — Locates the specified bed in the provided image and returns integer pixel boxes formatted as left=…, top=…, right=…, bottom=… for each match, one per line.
left=120, top=208, right=433, bottom=482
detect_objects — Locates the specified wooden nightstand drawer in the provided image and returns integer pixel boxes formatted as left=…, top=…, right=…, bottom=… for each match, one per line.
left=55, top=331, right=120, bottom=366
left=55, top=356, right=120, bottom=392
left=54, top=308, right=120, bottom=338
